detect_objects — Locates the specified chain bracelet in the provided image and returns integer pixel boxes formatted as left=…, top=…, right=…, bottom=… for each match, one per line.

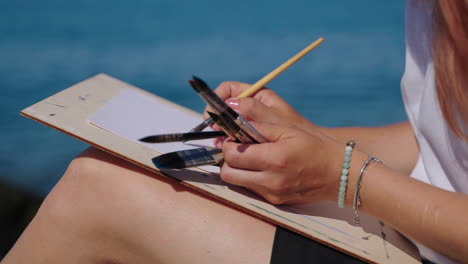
left=352, top=156, right=383, bottom=224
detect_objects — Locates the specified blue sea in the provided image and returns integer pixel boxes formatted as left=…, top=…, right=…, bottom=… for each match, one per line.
left=0, top=0, right=406, bottom=195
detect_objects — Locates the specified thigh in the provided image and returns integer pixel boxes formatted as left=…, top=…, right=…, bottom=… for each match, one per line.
left=3, top=147, right=276, bottom=264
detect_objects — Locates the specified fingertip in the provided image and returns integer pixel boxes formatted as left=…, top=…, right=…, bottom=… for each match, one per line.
left=221, top=138, right=237, bottom=152
left=214, top=136, right=227, bottom=149
left=210, top=123, right=220, bottom=131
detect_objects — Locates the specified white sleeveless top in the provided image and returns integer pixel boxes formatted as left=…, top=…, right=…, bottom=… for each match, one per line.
left=401, top=1, right=468, bottom=263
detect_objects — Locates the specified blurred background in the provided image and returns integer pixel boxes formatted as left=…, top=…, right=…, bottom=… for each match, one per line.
left=0, top=0, right=406, bottom=258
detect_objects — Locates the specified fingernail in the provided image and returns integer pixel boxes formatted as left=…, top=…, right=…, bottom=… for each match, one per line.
left=225, top=98, right=239, bottom=110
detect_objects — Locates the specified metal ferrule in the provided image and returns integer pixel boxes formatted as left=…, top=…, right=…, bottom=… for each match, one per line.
left=234, top=115, right=268, bottom=144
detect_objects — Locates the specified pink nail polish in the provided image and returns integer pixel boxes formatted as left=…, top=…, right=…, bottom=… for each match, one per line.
left=225, top=98, right=239, bottom=109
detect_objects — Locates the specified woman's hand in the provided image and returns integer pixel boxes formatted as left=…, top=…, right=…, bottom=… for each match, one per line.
left=204, top=81, right=316, bottom=131
left=207, top=81, right=348, bottom=205
left=220, top=121, right=347, bottom=205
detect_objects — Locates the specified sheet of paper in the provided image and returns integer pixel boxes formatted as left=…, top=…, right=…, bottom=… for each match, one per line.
left=88, top=88, right=219, bottom=173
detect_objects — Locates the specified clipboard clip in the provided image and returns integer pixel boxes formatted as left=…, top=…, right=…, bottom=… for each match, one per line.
left=140, top=76, right=268, bottom=169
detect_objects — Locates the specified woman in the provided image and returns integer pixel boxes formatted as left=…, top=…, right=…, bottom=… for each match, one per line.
left=2, top=1, right=467, bottom=263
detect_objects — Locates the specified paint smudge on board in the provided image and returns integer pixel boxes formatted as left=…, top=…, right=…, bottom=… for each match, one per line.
left=379, top=221, right=390, bottom=259
left=45, top=102, right=66, bottom=108
left=202, top=184, right=217, bottom=190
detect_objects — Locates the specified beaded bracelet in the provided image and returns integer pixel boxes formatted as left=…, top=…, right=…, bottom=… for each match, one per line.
left=352, top=156, right=383, bottom=224
left=338, top=140, right=356, bottom=208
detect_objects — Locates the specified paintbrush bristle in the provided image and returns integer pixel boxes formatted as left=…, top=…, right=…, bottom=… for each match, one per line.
left=152, top=147, right=223, bottom=169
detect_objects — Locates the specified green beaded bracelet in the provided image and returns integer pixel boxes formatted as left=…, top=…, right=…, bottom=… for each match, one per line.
left=338, top=140, right=356, bottom=208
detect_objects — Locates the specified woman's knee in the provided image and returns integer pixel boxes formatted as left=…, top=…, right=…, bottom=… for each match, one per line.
left=40, top=148, right=151, bottom=231
left=42, top=147, right=194, bottom=232
left=39, top=148, right=116, bottom=230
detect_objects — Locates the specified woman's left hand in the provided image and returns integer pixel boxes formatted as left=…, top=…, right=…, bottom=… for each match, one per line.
left=220, top=121, right=346, bottom=205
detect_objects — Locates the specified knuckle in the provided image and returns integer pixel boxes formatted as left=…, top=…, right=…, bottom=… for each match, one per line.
left=216, top=81, right=232, bottom=90
left=219, top=167, right=234, bottom=183
left=264, top=183, right=295, bottom=205
left=217, top=81, right=251, bottom=97
left=213, top=82, right=232, bottom=99
left=271, top=155, right=289, bottom=170
left=216, top=81, right=243, bottom=96
left=268, top=181, right=287, bottom=196
left=261, top=88, right=276, bottom=98
left=265, top=194, right=285, bottom=205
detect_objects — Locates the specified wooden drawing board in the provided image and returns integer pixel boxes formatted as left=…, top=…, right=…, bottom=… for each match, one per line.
left=21, top=74, right=420, bottom=263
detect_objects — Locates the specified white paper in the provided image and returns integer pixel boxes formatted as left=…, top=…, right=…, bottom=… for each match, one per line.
left=88, top=88, right=219, bottom=173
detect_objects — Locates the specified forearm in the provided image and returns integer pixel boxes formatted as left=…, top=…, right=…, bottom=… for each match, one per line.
left=346, top=152, right=468, bottom=263
left=321, top=121, right=419, bottom=174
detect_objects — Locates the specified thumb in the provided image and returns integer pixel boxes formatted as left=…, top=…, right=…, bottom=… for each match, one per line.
left=226, top=97, right=280, bottom=123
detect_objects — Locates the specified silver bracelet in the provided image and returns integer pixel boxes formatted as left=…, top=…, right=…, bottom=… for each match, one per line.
left=352, top=156, right=383, bottom=225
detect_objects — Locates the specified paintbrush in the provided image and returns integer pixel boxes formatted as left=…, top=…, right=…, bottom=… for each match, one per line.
left=153, top=147, right=224, bottom=169
left=140, top=131, right=226, bottom=143
left=190, top=37, right=324, bottom=132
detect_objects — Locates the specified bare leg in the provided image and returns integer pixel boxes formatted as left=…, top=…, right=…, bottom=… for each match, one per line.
left=2, top=147, right=275, bottom=264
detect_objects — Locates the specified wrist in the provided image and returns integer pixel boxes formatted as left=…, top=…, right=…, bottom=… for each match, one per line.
left=297, top=118, right=322, bottom=135
left=318, top=127, right=339, bottom=141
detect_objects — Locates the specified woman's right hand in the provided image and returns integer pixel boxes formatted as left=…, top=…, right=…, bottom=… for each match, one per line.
left=203, top=81, right=317, bottom=132
left=220, top=120, right=350, bottom=205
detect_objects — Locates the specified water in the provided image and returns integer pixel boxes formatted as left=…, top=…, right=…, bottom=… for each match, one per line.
left=0, top=0, right=406, bottom=195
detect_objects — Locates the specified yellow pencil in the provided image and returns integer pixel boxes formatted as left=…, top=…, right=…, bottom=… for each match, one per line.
left=190, top=37, right=324, bottom=132
left=239, top=37, right=324, bottom=97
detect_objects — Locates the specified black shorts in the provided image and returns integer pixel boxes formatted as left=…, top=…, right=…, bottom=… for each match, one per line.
left=271, top=226, right=438, bottom=264
left=270, top=226, right=365, bottom=264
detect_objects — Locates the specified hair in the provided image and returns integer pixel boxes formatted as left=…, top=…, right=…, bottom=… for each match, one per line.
left=433, top=1, right=468, bottom=141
